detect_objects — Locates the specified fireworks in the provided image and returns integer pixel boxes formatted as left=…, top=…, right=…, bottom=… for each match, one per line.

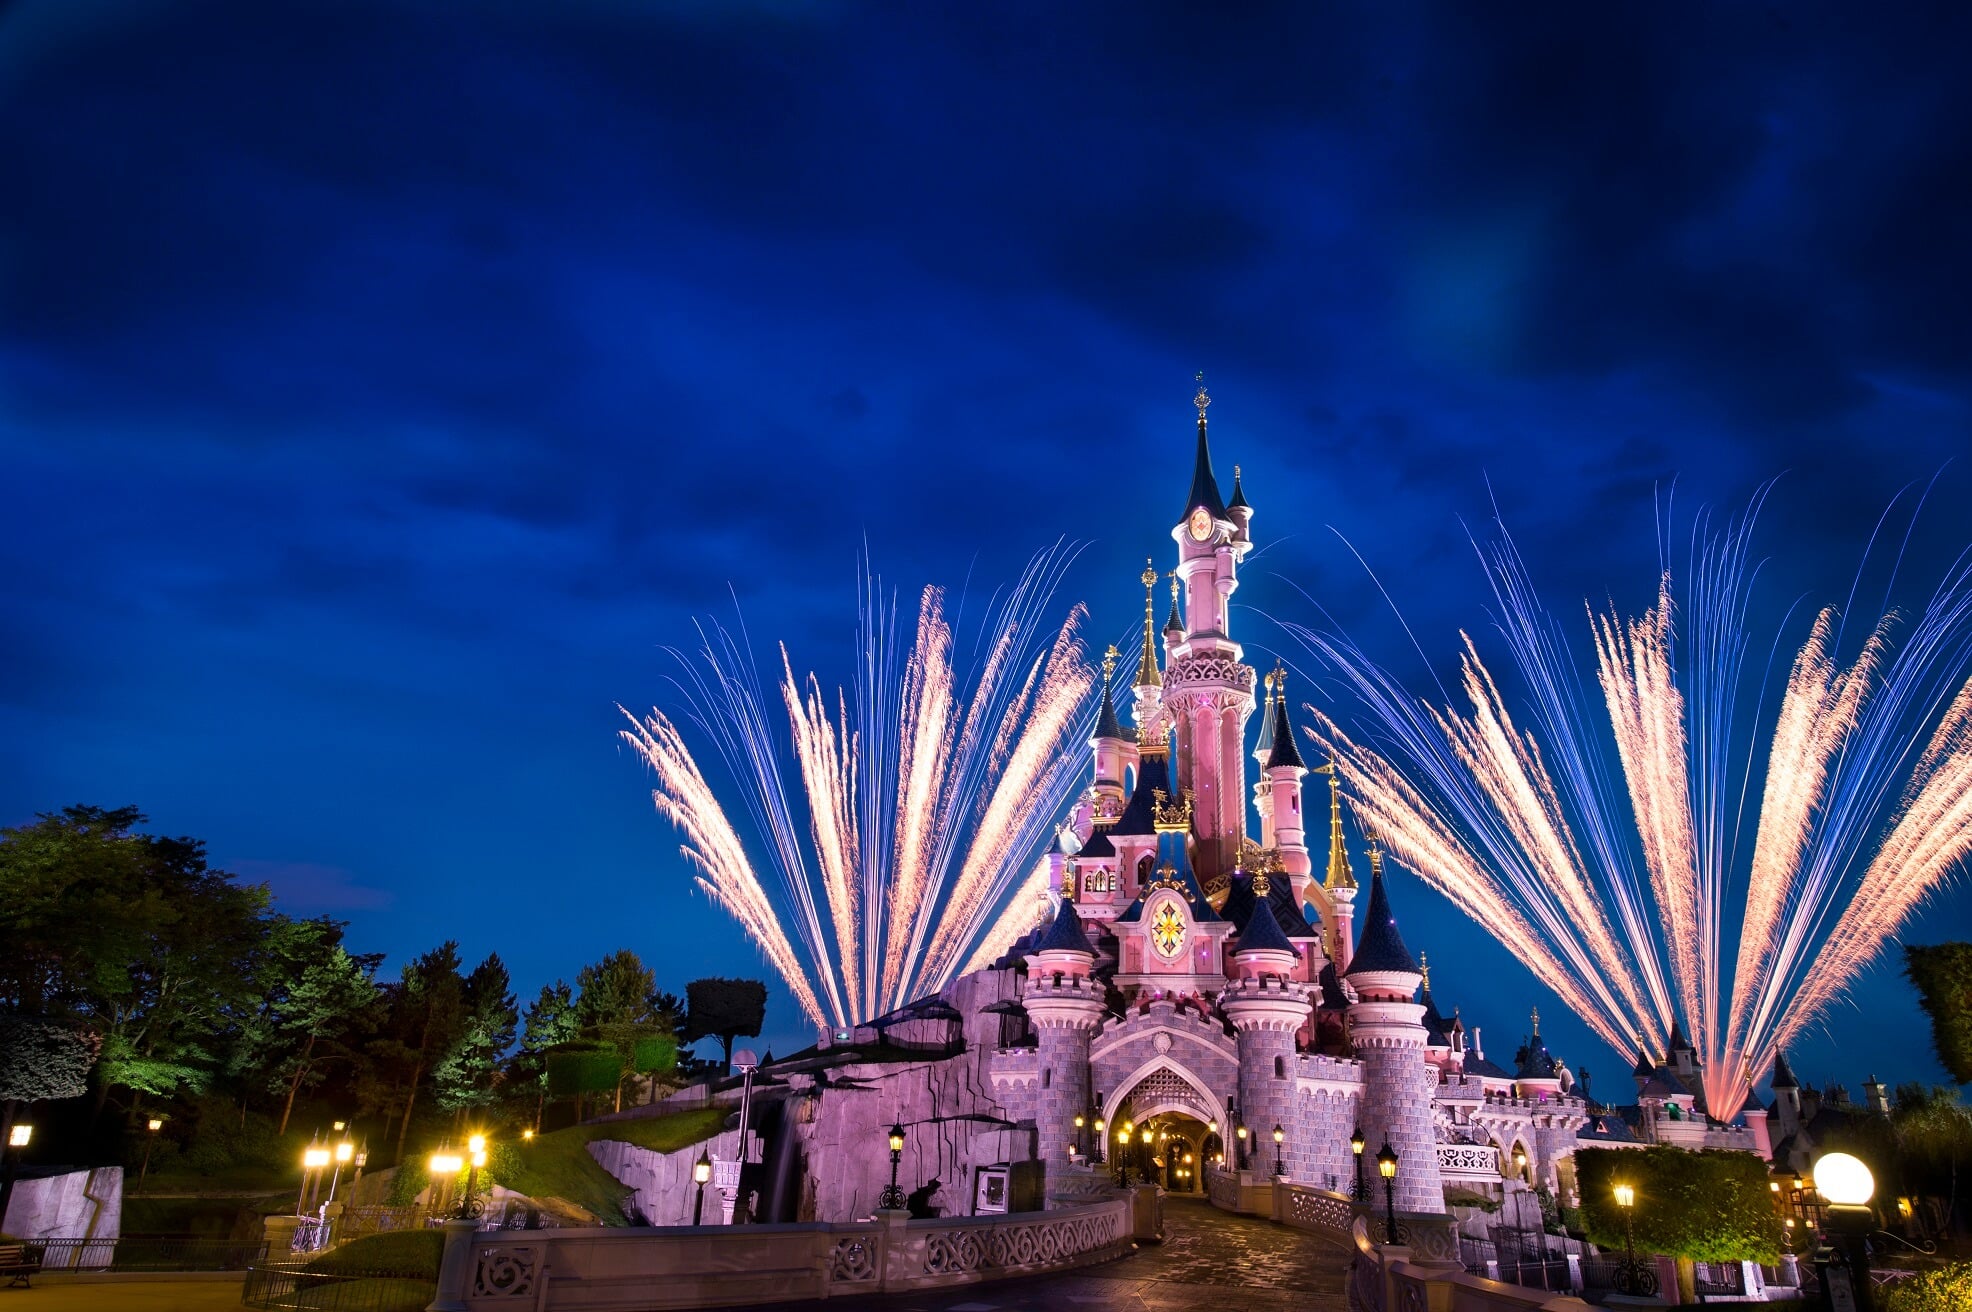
left=1286, top=498, right=1972, bottom=1120
left=620, top=544, right=1096, bottom=1029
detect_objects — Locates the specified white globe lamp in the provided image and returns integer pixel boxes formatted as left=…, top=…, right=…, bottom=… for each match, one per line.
left=1812, top=1152, right=1874, bottom=1207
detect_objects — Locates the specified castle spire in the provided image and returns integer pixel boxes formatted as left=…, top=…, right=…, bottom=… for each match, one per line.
left=1319, top=754, right=1356, bottom=889
left=1094, top=645, right=1124, bottom=741
left=1252, top=668, right=1278, bottom=763
left=1419, top=951, right=1431, bottom=993
left=1264, top=666, right=1304, bottom=770
left=1179, top=373, right=1228, bottom=526
left=1164, top=571, right=1183, bottom=634
left=1133, top=560, right=1162, bottom=689
left=1227, top=462, right=1249, bottom=511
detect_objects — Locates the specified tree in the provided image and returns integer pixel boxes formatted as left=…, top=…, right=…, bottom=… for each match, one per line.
left=232, top=917, right=381, bottom=1134
left=515, top=981, right=579, bottom=1128
left=363, top=943, right=466, bottom=1165
left=683, top=978, right=766, bottom=1074
left=431, top=953, right=518, bottom=1121
left=575, top=951, right=659, bottom=1028
left=1906, top=943, right=1972, bottom=1084
left=0, top=806, right=271, bottom=1123
left=1893, top=1085, right=1972, bottom=1233
left=1575, top=1146, right=1779, bottom=1302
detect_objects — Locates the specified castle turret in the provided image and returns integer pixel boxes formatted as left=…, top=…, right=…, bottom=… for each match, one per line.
left=1024, top=900, right=1104, bottom=1178
left=1221, top=866, right=1312, bottom=1180
left=1252, top=670, right=1278, bottom=848
left=1227, top=463, right=1253, bottom=543
left=1345, top=848, right=1446, bottom=1214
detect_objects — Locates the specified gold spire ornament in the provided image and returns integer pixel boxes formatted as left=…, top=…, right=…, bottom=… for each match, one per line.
left=1194, top=372, right=1210, bottom=420
left=1102, top=644, right=1118, bottom=688
left=1151, top=788, right=1194, bottom=833
left=1419, top=951, right=1431, bottom=992
left=1134, top=559, right=1163, bottom=689
left=1320, top=751, right=1357, bottom=890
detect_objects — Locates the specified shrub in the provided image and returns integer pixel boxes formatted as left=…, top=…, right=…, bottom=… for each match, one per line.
left=384, top=1160, right=429, bottom=1208
left=305, top=1229, right=444, bottom=1278
left=1883, top=1263, right=1972, bottom=1312
left=1574, top=1146, right=1780, bottom=1263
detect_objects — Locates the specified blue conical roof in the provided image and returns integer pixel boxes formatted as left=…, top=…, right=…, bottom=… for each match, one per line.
left=1149, top=829, right=1221, bottom=921
left=1231, top=880, right=1295, bottom=955
left=1112, top=751, right=1172, bottom=835
left=1180, top=414, right=1228, bottom=525
left=1032, top=898, right=1094, bottom=956
left=1345, top=862, right=1418, bottom=976
left=1265, top=684, right=1304, bottom=770
left=1093, top=674, right=1125, bottom=742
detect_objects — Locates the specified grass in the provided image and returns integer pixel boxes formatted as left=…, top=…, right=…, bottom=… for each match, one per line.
left=304, top=1229, right=445, bottom=1278
left=287, top=1276, right=434, bottom=1311
left=489, top=1106, right=727, bottom=1225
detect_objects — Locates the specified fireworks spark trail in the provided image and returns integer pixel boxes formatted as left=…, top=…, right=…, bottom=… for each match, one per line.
left=622, top=543, right=1095, bottom=1030
left=1284, top=499, right=1972, bottom=1119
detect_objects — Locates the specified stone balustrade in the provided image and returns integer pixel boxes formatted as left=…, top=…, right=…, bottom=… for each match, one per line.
left=431, top=1198, right=1133, bottom=1310
left=1349, top=1215, right=1595, bottom=1312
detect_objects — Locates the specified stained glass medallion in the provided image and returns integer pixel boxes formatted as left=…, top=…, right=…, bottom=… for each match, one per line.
left=1151, top=902, right=1186, bottom=958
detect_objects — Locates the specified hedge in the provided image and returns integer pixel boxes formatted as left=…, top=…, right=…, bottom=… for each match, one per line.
left=1574, top=1146, right=1780, bottom=1263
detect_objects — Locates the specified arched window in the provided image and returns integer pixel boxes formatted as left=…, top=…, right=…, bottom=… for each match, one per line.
left=1043, top=1068, right=1052, bottom=1089
left=1137, top=855, right=1155, bottom=887
left=1274, top=1055, right=1287, bottom=1080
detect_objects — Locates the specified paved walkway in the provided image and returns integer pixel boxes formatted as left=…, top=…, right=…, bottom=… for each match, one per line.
left=0, top=1276, right=245, bottom=1311
left=754, top=1196, right=1354, bottom=1312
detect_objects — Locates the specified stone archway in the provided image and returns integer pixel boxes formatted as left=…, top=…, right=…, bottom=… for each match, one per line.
left=1101, top=1057, right=1229, bottom=1138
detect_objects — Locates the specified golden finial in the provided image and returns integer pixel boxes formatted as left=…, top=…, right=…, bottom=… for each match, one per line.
left=1530, top=1005, right=1541, bottom=1035
left=1251, top=865, right=1271, bottom=898
left=1323, top=750, right=1357, bottom=890
left=1194, top=371, right=1210, bottom=420
left=1419, top=951, right=1431, bottom=991
left=1134, top=559, right=1162, bottom=689
left=1102, top=644, right=1118, bottom=685
left=1151, top=788, right=1194, bottom=833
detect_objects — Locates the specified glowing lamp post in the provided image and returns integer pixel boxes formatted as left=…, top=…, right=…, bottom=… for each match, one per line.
left=327, top=1139, right=355, bottom=1204
left=138, top=1116, right=164, bottom=1193
left=1092, top=1116, right=1106, bottom=1166
left=1611, top=1183, right=1657, bottom=1295
left=1235, top=1122, right=1249, bottom=1171
left=300, top=1145, right=331, bottom=1216
left=1812, top=1152, right=1877, bottom=1312
left=878, top=1122, right=907, bottom=1212
left=1350, top=1126, right=1367, bottom=1201
left=1272, top=1124, right=1285, bottom=1178
left=0, top=1123, right=31, bottom=1228
left=1376, top=1141, right=1400, bottom=1245
left=692, top=1151, right=712, bottom=1225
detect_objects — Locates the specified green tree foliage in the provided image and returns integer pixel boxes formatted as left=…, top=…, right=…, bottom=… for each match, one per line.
left=1883, top=1262, right=1972, bottom=1312
left=0, top=1014, right=99, bottom=1102
left=575, top=951, right=659, bottom=1027
left=0, top=806, right=269, bottom=1120
left=361, top=943, right=467, bottom=1164
left=231, top=916, right=382, bottom=1134
left=431, top=953, right=518, bottom=1117
left=513, top=981, right=579, bottom=1127
left=545, top=1047, right=620, bottom=1102
left=683, top=977, right=767, bottom=1073
left=1575, top=1146, right=1780, bottom=1264
left=1905, top=943, right=1972, bottom=1084
left=1893, top=1084, right=1972, bottom=1229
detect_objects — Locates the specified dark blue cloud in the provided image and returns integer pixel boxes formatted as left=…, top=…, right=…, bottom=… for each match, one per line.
left=3, top=0, right=1968, bottom=1082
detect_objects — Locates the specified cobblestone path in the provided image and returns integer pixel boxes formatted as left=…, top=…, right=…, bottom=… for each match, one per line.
left=752, top=1195, right=1354, bottom=1312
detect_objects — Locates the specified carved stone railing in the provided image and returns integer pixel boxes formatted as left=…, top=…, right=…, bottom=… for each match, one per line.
left=1437, top=1142, right=1501, bottom=1177
left=447, top=1198, right=1132, bottom=1310
left=1206, top=1166, right=1242, bottom=1212
left=1349, top=1212, right=1597, bottom=1312
left=1275, top=1182, right=1355, bottom=1240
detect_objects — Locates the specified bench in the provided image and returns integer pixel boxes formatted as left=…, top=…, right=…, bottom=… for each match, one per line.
left=0, top=1243, right=42, bottom=1288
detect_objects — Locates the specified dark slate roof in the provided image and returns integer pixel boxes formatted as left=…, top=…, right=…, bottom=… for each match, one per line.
left=1165, top=591, right=1183, bottom=633
left=1640, top=1065, right=1693, bottom=1099
left=1220, top=869, right=1313, bottom=940
left=1112, top=751, right=1173, bottom=835
left=1078, top=827, right=1115, bottom=858
left=1180, top=416, right=1229, bottom=524
left=1149, top=829, right=1222, bottom=922
left=1771, top=1051, right=1799, bottom=1090
left=1581, top=1115, right=1638, bottom=1143
left=1093, top=676, right=1125, bottom=741
left=1420, top=989, right=1452, bottom=1044
left=1465, top=1052, right=1515, bottom=1080
left=1227, top=466, right=1249, bottom=511
left=1515, top=1036, right=1560, bottom=1080
left=1253, top=690, right=1276, bottom=759
left=1115, top=896, right=1147, bottom=924
left=1632, top=1050, right=1655, bottom=1078
left=1264, top=684, right=1305, bottom=770
left=1345, top=862, right=1419, bottom=976
left=1231, top=886, right=1296, bottom=955
left=1032, top=898, right=1095, bottom=956
left=1317, top=961, right=1350, bottom=1010
left=1668, top=1018, right=1691, bottom=1053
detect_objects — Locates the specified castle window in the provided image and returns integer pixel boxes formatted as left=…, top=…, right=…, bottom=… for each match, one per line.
left=1275, top=1056, right=1286, bottom=1080
left=1044, top=1068, right=1052, bottom=1089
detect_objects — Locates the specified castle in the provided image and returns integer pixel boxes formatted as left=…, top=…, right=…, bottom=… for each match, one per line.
left=639, top=387, right=1776, bottom=1226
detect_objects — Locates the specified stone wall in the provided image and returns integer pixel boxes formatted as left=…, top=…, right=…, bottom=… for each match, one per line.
left=0, top=1166, right=122, bottom=1241
left=1087, top=998, right=1237, bottom=1128
left=1286, top=1058, right=1363, bottom=1192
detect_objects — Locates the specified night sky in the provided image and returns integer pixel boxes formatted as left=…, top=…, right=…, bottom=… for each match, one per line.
left=5, top=2, right=1970, bottom=1094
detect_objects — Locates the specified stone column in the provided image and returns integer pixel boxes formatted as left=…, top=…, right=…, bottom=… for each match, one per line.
left=1222, top=977, right=1311, bottom=1179
left=1025, top=975, right=1104, bottom=1190
left=1348, top=979, right=1446, bottom=1214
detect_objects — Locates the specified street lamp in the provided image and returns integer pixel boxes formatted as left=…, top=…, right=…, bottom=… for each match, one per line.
left=458, top=1134, right=486, bottom=1220
left=1612, top=1183, right=1656, bottom=1295
left=1115, top=1122, right=1131, bottom=1188
left=1813, top=1152, right=1878, bottom=1312
left=692, top=1151, right=712, bottom=1225
left=0, top=1123, right=31, bottom=1231
left=1271, top=1124, right=1285, bottom=1178
left=301, top=1145, right=331, bottom=1215
left=138, top=1116, right=164, bottom=1193
left=1513, top=1145, right=1528, bottom=1181
left=733, top=1048, right=760, bottom=1168
left=1092, top=1116, right=1105, bottom=1165
left=327, top=1140, right=354, bottom=1204
left=1235, top=1122, right=1249, bottom=1171
left=879, top=1122, right=907, bottom=1212
left=1350, top=1126, right=1367, bottom=1201
left=1376, top=1141, right=1400, bottom=1245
